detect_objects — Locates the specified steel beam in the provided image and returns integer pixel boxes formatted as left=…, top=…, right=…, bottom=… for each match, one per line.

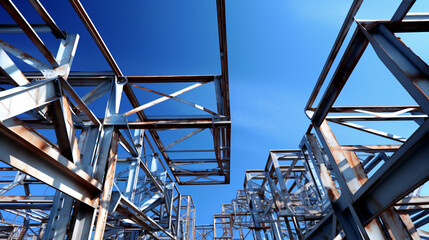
left=28, top=0, right=66, bottom=39
left=391, top=0, right=416, bottom=21
left=0, top=78, right=59, bottom=121
left=0, top=0, right=58, bottom=67
left=305, top=0, right=363, bottom=111
left=353, top=119, right=429, bottom=225
left=310, top=27, right=368, bottom=125
left=93, top=131, right=119, bottom=239
left=360, top=23, right=429, bottom=115
left=0, top=118, right=101, bottom=207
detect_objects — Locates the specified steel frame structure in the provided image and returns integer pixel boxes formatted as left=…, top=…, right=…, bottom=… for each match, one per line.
left=195, top=191, right=256, bottom=240
left=207, top=141, right=428, bottom=239
left=212, top=191, right=258, bottom=240
left=205, top=149, right=330, bottom=240
left=2, top=0, right=429, bottom=239
left=0, top=0, right=229, bottom=239
left=240, top=150, right=330, bottom=240
left=204, top=0, right=429, bottom=239
left=220, top=191, right=256, bottom=239
left=303, top=0, right=429, bottom=239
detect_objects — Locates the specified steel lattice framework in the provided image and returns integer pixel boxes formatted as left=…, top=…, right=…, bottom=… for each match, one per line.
left=2, top=0, right=429, bottom=239
left=0, top=0, right=229, bottom=239
left=201, top=0, right=429, bottom=239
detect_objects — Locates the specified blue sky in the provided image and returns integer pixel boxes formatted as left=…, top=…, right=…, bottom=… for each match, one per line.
left=1, top=0, right=429, bottom=226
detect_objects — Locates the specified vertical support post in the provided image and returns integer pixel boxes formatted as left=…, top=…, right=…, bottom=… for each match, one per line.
left=71, top=76, right=124, bottom=239
left=230, top=215, right=233, bottom=240
left=91, top=76, right=124, bottom=239
left=42, top=191, right=75, bottom=240
left=71, top=126, right=114, bottom=240
left=269, top=212, right=283, bottom=240
left=93, top=131, right=119, bottom=239
left=186, top=195, right=191, bottom=240
left=43, top=34, right=81, bottom=239
left=213, top=216, right=217, bottom=239
left=70, top=203, right=96, bottom=240
left=124, top=159, right=139, bottom=201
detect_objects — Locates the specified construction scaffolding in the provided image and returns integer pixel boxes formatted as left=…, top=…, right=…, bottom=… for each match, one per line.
left=198, top=0, right=429, bottom=239
left=0, top=0, right=229, bottom=239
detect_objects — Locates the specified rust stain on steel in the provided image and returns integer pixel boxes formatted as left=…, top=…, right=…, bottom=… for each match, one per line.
left=343, top=150, right=368, bottom=187
left=320, top=164, right=340, bottom=201
left=93, top=131, right=119, bottom=239
left=380, top=208, right=413, bottom=240
left=364, top=218, right=386, bottom=239
left=3, top=118, right=101, bottom=189
left=399, top=212, right=422, bottom=239
left=320, top=120, right=363, bottom=193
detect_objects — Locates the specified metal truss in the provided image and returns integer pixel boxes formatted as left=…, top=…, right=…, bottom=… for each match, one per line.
left=202, top=149, right=330, bottom=240
left=195, top=225, right=214, bottom=240
left=240, top=150, right=330, bottom=240
left=203, top=0, right=429, bottom=239
left=221, top=191, right=256, bottom=239
left=195, top=189, right=267, bottom=240
left=303, top=0, right=429, bottom=238
left=212, top=191, right=257, bottom=240
left=0, top=0, right=229, bottom=239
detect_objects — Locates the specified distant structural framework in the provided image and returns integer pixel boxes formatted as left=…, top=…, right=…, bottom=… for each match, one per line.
left=0, top=0, right=229, bottom=239
left=200, top=0, right=429, bottom=239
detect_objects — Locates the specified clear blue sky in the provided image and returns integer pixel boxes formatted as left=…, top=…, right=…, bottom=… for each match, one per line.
left=1, top=0, right=429, bottom=226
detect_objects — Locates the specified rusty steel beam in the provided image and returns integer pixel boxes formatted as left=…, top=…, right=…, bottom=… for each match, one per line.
left=0, top=40, right=51, bottom=76
left=93, top=131, right=118, bottom=239
left=49, top=96, right=82, bottom=165
left=317, top=106, right=423, bottom=113
left=28, top=0, right=66, bottom=39
left=68, top=0, right=122, bottom=76
left=326, top=115, right=426, bottom=121
left=0, top=196, right=53, bottom=203
left=304, top=3, right=429, bottom=239
left=109, top=192, right=175, bottom=239
left=0, top=0, right=58, bottom=67
left=310, top=27, right=369, bottom=126
left=21, top=118, right=230, bottom=130
left=305, top=0, right=363, bottom=111
left=59, top=78, right=100, bottom=126
left=318, top=121, right=413, bottom=239
left=202, top=1, right=429, bottom=240
left=216, top=0, right=230, bottom=116
left=0, top=118, right=101, bottom=207
left=66, top=0, right=231, bottom=186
